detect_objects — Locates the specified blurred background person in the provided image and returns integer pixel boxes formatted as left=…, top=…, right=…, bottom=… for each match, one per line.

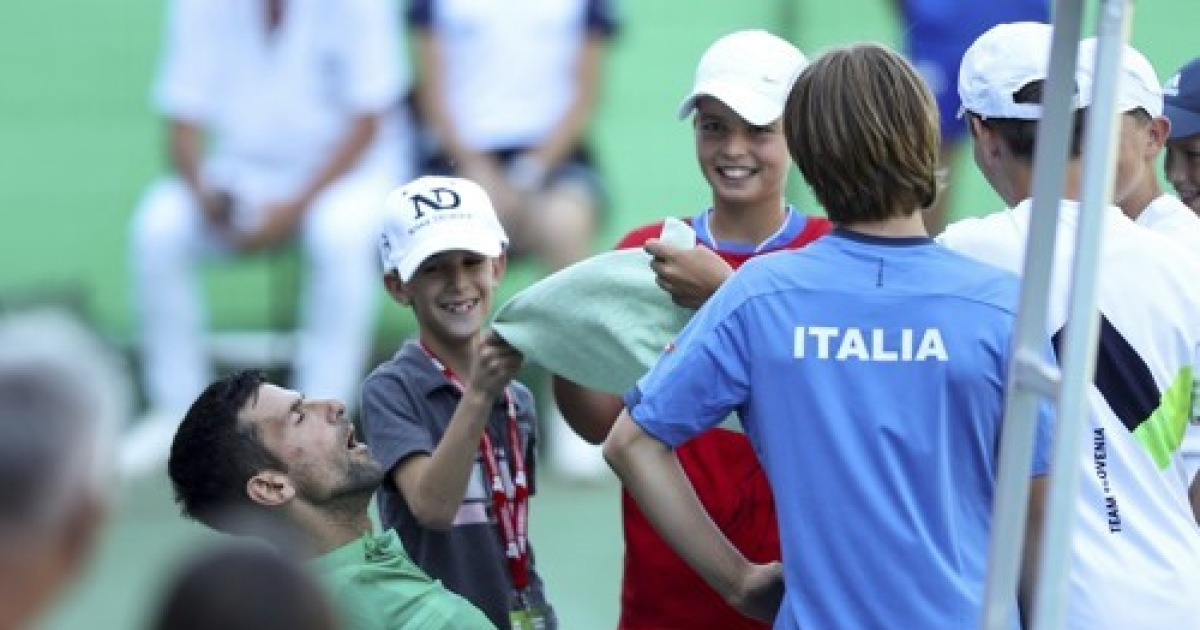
left=408, top=0, right=618, bottom=274
left=890, top=0, right=1049, bottom=233
left=1165, top=57, right=1200, bottom=215
left=149, top=542, right=341, bottom=630
left=124, top=0, right=414, bottom=475
left=0, top=308, right=128, bottom=629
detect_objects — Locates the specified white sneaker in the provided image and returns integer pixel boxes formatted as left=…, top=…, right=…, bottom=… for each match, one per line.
left=117, top=410, right=181, bottom=479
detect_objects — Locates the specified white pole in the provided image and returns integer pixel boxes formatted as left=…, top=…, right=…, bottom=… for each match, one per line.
left=979, top=1, right=1084, bottom=627
left=1032, top=1, right=1132, bottom=628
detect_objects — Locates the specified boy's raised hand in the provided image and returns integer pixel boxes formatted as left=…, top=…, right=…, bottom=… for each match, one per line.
left=644, top=238, right=734, bottom=309
left=468, top=331, right=524, bottom=398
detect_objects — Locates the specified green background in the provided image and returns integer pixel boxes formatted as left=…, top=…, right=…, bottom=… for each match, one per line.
left=1, top=1, right=1192, bottom=628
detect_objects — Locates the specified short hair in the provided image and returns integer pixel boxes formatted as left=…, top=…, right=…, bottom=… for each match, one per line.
left=971, top=80, right=1088, bottom=160
left=150, top=542, right=339, bottom=630
left=783, top=43, right=940, bottom=224
left=0, top=309, right=126, bottom=536
left=167, top=370, right=284, bottom=530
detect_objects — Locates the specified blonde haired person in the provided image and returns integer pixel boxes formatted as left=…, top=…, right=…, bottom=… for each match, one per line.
left=605, top=44, right=1050, bottom=629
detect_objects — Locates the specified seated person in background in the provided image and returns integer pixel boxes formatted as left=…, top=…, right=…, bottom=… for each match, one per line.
left=407, top=0, right=619, bottom=272
left=127, top=0, right=414, bottom=472
left=167, top=370, right=496, bottom=630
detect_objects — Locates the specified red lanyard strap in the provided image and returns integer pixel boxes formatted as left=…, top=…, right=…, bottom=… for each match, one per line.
left=420, top=343, right=531, bottom=591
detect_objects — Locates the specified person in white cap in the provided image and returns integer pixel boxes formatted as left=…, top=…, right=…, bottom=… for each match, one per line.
left=126, top=0, right=412, bottom=473
left=1078, top=40, right=1200, bottom=486
left=607, top=42, right=1048, bottom=629
left=552, top=29, right=829, bottom=630
left=941, top=21, right=1200, bottom=629
left=359, top=176, right=556, bottom=630
left=1165, top=57, right=1200, bottom=214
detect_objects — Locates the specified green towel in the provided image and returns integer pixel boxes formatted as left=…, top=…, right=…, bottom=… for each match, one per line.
left=492, top=248, right=694, bottom=395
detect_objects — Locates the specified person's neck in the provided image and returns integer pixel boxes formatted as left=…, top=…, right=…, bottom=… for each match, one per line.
left=840, top=212, right=928, bottom=238
left=1007, top=161, right=1084, bottom=207
left=418, top=331, right=480, bottom=378
left=708, top=198, right=788, bottom=246
left=1117, top=173, right=1162, bottom=221
left=293, top=502, right=375, bottom=557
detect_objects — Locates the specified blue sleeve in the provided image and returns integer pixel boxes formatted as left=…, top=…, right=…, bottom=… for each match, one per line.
left=584, top=0, right=619, bottom=37
left=1029, top=338, right=1059, bottom=477
left=1031, top=398, right=1054, bottom=477
left=625, top=274, right=753, bottom=448
left=406, top=0, right=432, bottom=28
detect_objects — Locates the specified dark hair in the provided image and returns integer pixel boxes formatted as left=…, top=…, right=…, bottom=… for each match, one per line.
left=972, top=80, right=1088, bottom=160
left=783, top=43, right=940, bottom=223
left=167, top=370, right=283, bottom=530
left=151, top=542, right=339, bottom=630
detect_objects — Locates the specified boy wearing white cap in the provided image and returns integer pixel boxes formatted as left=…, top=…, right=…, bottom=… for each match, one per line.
left=1077, top=39, right=1200, bottom=249
left=941, top=21, right=1200, bottom=629
left=552, top=30, right=829, bottom=629
left=360, top=176, right=555, bottom=630
left=1078, top=41, right=1200, bottom=485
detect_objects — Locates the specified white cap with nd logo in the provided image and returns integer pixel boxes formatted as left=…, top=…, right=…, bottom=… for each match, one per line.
left=378, top=176, right=509, bottom=282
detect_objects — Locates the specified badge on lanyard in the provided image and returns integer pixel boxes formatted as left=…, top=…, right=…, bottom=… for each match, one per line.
left=509, top=591, right=548, bottom=630
left=421, top=343, right=540, bottom=629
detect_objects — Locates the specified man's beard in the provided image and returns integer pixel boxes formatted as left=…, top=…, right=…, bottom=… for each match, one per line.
left=296, top=457, right=384, bottom=509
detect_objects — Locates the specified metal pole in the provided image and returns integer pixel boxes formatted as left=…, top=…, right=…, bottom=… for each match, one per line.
left=979, top=2, right=1085, bottom=627
left=1032, top=1, right=1132, bottom=628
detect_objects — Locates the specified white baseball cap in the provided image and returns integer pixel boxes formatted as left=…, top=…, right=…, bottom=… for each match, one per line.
left=378, top=176, right=509, bottom=282
left=958, top=22, right=1082, bottom=120
left=676, top=30, right=807, bottom=126
left=1077, top=38, right=1163, bottom=118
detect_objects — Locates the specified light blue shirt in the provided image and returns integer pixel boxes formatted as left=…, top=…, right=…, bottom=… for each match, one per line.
left=627, top=230, right=1052, bottom=630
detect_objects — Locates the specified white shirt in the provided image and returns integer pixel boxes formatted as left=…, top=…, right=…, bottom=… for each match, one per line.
left=1137, top=193, right=1200, bottom=482
left=413, top=0, right=616, bottom=150
left=154, top=0, right=408, bottom=197
left=939, top=199, right=1200, bottom=630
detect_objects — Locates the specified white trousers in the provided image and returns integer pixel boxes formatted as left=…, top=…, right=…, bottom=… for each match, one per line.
left=130, top=171, right=395, bottom=415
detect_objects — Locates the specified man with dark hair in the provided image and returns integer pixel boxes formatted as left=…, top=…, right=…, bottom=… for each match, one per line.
left=168, top=370, right=495, bottom=629
left=605, top=43, right=1050, bottom=629
left=941, top=21, right=1200, bottom=629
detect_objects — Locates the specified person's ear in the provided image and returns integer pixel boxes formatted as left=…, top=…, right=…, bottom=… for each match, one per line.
left=246, top=471, right=295, bottom=507
left=383, top=272, right=411, bottom=306
left=1146, top=116, right=1171, bottom=158
left=491, top=252, right=508, bottom=283
left=60, top=495, right=105, bottom=581
left=969, top=117, right=1002, bottom=161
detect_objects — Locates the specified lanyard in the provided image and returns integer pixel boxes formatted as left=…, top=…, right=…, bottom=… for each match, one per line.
left=419, top=342, right=531, bottom=592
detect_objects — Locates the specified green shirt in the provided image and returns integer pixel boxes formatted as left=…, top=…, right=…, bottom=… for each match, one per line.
left=312, top=530, right=496, bottom=630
